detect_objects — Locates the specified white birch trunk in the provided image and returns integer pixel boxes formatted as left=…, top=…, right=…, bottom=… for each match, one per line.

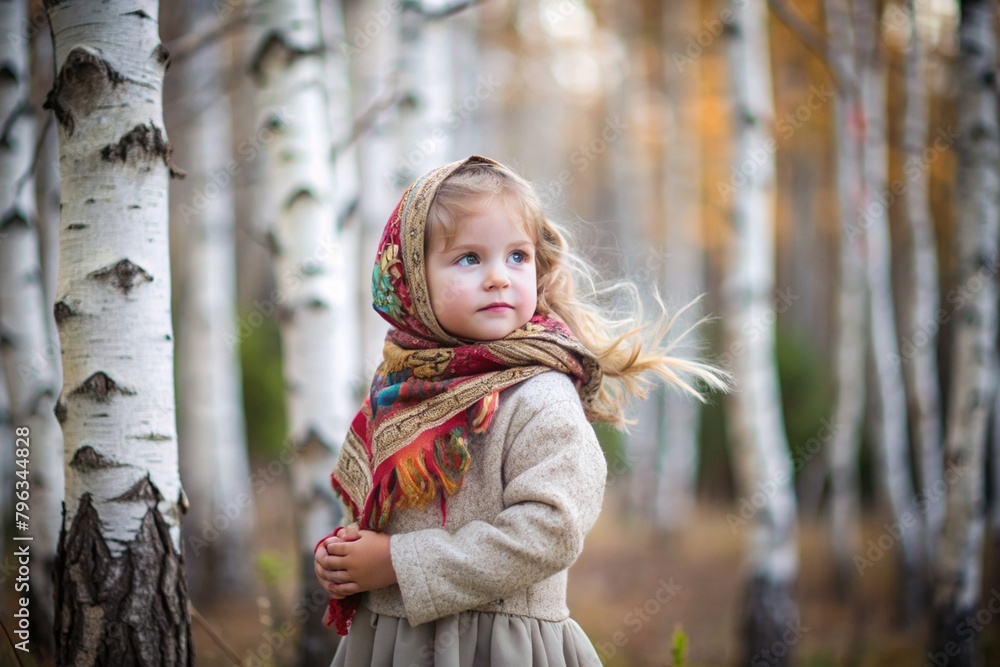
left=449, top=3, right=484, bottom=157
left=856, top=0, right=925, bottom=615
left=394, top=0, right=454, bottom=184
left=349, top=0, right=400, bottom=377
left=172, top=0, right=255, bottom=599
left=824, top=0, right=867, bottom=590
left=32, top=27, right=62, bottom=321
left=899, top=0, right=944, bottom=570
left=321, top=0, right=363, bottom=401
left=248, top=1, right=351, bottom=661
left=45, top=0, right=191, bottom=663
left=932, top=1, right=999, bottom=662
left=724, top=2, right=798, bottom=662
left=608, top=5, right=656, bottom=517
left=0, top=1, right=62, bottom=653
left=655, top=0, right=704, bottom=531
left=231, top=19, right=272, bottom=310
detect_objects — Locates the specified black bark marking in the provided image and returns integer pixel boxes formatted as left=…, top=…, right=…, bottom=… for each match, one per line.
left=85, top=197, right=95, bottom=203
left=248, top=31, right=323, bottom=84
left=110, top=475, right=162, bottom=506
left=154, top=44, right=170, bottom=68
left=0, top=100, right=32, bottom=150
left=100, top=122, right=185, bottom=179
left=69, top=371, right=135, bottom=403
left=0, top=62, right=16, bottom=83
left=265, top=229, right=280, bottom=256
left=0, top=328, right=15, bottom=352
left=55, top=492, right=193, bottom=666
left=129, top=432, right=172, bottom=442
left=53, top=298, right=77, bottom=324
left=284, top=188, right=316, bottom=211
left=70, top=445, right=125, bottom=471
left=54, top=400, right=67, bottom=423
left=125, top=9, right=153, bottom=20
left=0, top=208, right=29, bottom=230
left=67, top=222, right=86, bottom=230
left=44, top=48, right=124, bottom=137
left=88, top=258, right=153, bottom=295
left=337, top=196, right=360, bottom=231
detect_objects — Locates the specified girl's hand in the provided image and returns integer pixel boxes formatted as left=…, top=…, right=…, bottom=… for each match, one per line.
left=323, top=530, right=398, bottom=597
left=314, top=524, right=361, bottom=599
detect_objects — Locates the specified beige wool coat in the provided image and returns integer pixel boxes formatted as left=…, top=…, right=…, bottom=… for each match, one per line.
left=358, top=370, right=608, bottom=627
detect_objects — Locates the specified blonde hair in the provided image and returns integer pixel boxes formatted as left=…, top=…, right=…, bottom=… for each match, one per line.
left=426, top=161, right=731, bottom=426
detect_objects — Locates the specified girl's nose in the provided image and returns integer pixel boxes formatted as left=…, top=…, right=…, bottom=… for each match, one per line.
left=483, top=263, right=511, bottom=290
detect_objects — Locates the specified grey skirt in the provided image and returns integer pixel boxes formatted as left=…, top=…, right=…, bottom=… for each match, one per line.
left=329, top=606, right=603, bottom=667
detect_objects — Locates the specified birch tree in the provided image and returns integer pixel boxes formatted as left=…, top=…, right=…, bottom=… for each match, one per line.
left=823, top=0, right=866, bottom=589
left=932, top=1, right=999, bottom=662
left=320, top=0, right=362, bottom=402
left=171, top=0, right=255, bottom=599
left=656, top=0, right=705, bottom=530
left=898, top=0, right=944, bottom=570
left=248, top=1, right=351, bottom=662
left=44, top=0, right=192, bottom=663
left=350, top=0, right=401, bottom=374
left=0, top=0, right=62, bottom=651
left=724, top=2, right=798, bottom=662
left=32, top=20, right=62, bottom=318
left=855, top=0, right=925, bottom=615
left=394, top=0, right=455, bottom=184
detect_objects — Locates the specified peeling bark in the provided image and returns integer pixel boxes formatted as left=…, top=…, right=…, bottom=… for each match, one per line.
left=55, top=493, right=192, bottom=667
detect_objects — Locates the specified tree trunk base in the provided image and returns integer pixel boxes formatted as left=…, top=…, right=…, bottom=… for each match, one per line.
left=930, top=602, right=981, bottom=667
left=740, top=574, right=800, bottom=667
left=55, top=492, right=193, bottom=667
left=897, top=555, right=927, bottom=627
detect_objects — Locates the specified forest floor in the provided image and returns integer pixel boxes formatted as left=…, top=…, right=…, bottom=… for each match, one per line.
left=6, top=471, right=1000, bottom=667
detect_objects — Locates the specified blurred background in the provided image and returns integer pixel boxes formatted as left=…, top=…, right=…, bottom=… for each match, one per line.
left=3, top=0, right=999, bottom=665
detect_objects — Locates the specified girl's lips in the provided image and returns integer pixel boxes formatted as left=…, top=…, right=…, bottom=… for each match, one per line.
left=480, top=303, right=513, bottom=312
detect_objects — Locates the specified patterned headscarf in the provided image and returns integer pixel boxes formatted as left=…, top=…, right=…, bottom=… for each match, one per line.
left=325, top=155, right=601, bottom=634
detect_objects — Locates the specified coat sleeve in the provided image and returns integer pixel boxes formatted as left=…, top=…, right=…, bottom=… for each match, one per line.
left=388, top=396, right=607, bottom=626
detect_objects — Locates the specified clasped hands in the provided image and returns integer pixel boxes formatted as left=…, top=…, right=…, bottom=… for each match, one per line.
left=314, top=523, right=398, bottom=599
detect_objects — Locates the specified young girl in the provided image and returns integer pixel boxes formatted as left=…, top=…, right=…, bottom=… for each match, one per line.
left=314, top=155, right=727, bottom=666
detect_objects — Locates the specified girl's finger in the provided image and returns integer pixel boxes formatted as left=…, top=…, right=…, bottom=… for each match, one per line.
left=329, top=582, right=361, bottom=597
left=325, top=541, right=350, bottom=556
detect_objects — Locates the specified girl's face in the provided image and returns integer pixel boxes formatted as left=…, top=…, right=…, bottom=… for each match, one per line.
left=425, top=199, right=538, bottom=341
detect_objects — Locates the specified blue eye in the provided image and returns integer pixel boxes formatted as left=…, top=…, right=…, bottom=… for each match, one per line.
left=457, top=253, right=479, bottom=266
left=509, top=251, right=527, bottom=264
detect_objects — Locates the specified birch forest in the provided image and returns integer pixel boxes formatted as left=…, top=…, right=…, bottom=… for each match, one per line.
left=0, top=0, right=998, bottom=665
